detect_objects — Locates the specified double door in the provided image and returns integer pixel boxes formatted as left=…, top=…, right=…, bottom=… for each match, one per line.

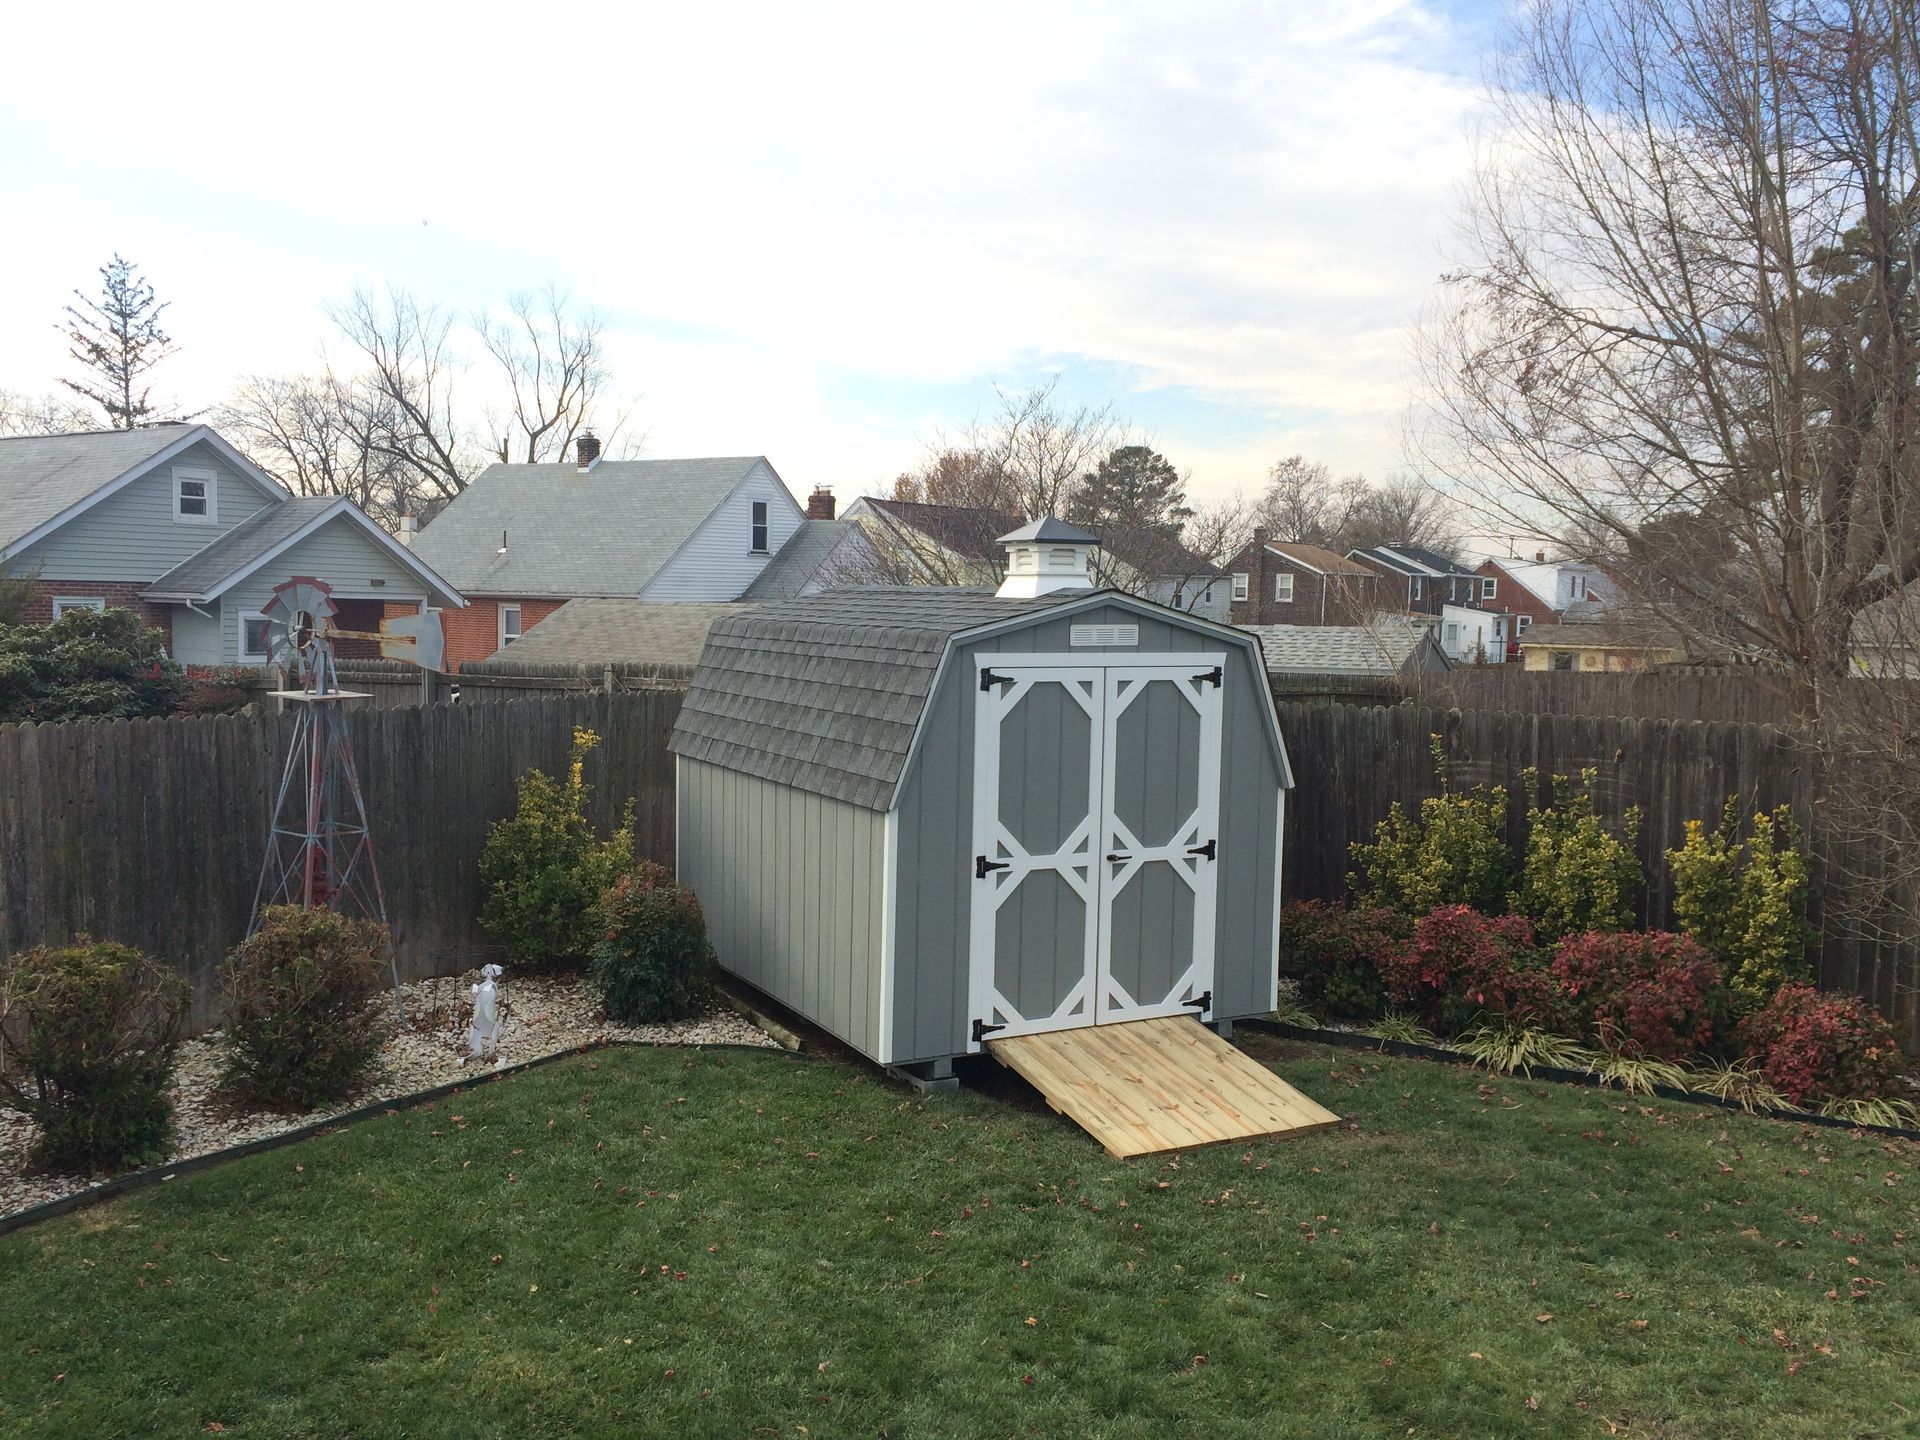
left=968, top=654, right=1224, bottom=1044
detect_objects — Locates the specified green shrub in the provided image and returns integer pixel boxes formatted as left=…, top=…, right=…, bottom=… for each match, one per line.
left=1510, top=769, right=1642, bottom=941
left=0, top=607, right=185, bottom=723
left=479, top=727, right=636, bottom=970
left=1734, top=983, right=1905, bottom=1106
left=1349, top=736, right=1514, bottom=916
left=590, top=862, right=716, bottom=1023
left=219, top=907, right=392, bottom=1110
left=1667, top=798, right=1814, bottom=1013
left=1277, top=901, right=1407, bottom=1022
left=0, top=938, right=187, bottom=1172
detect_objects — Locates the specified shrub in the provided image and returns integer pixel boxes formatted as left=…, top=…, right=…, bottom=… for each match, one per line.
left=1550, top=930, right=1727, bottom=1061
left=219, top=906, right=392, bottom=1110
left=176, top=665, right=262, bottom=717
left=0, top=938, right=187, bottom=1172
left=479, top=727, right=636, bottom=970
left=0, top=606, right=185, bottom=724
left=1277, top=901, right=1408, bottom=1022
left=1511, top=769, right=1642, bottom=941
left=1735, top=983, right=1905, bottom=1106
left=1383, top=905, right=1555, bottom=1034
left=1349, top=736, right=1514, bottom=916
left=1668, top=798, right=1814, bottom=1013
left=590, top=862, right=716, bottom=1023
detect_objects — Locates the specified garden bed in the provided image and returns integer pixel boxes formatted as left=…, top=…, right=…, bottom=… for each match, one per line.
left=0, top=968, right=775, bottom=1221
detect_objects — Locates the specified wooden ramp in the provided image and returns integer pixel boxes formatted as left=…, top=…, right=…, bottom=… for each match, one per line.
left=987, top=1016, right=1340, bottom=1159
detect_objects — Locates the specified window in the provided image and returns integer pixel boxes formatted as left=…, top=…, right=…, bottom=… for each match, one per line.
left=1273, top=573, right=1295, bottom=603
left=1568, top=573, right=1588, bottom=601
left=1517, top=614, right=1533, bottom=631
left=1481, top=576, right=1498, bottom=600
left=1444, top=621, right=1460, bottom=650
left=1551, top=651, right=1575, bottom=671
left=750, top=500, right=770, bottom=553
left=174, top=467, right=216, bottom=524
left=51, top=596, right=106, bottom=617
left=239, top=610, right=272, bottom=664
left=1231, top=572, right=1249, bottom=602
left=499, top=604, right=523, bottom=649
left=1411, top=577, right=1423, bottom=600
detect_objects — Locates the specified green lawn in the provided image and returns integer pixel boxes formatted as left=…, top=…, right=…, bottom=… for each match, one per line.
left=1, top=1037, right=1915, bottom=1439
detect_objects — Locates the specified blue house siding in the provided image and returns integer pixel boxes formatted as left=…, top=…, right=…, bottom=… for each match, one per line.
left=640, top=461, right=806, bottom=601
left=9, top=440, right=280, bottom=582
left=217, top=513, right=430, bottom=663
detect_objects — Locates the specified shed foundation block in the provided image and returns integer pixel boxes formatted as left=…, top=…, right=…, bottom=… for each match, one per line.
left=889, top=1058, right=959, bottom=1095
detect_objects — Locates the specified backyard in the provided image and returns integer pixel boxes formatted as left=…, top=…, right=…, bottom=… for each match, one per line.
left=1, top=1037, right=1914, bottom=1439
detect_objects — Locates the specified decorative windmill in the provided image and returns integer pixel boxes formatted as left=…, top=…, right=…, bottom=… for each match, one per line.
left=250, top=577, right=445, bottom=1006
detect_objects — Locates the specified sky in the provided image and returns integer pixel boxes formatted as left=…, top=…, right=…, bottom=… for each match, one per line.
left=0, top=1, right=1499, bottom=508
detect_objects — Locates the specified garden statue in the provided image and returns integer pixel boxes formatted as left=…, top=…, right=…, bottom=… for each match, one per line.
left=467, top=964, right=504, bottom=1060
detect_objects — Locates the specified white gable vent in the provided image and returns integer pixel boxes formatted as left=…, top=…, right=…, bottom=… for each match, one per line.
left=1071, top=623, right=1138, bottom=647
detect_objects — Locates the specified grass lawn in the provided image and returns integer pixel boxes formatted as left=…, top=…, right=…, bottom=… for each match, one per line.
left=1, top=1037, right=1915, bottom=1439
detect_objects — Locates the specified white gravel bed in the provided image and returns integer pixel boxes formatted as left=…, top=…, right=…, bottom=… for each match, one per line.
left=1, top=969, right=777, bottom=1222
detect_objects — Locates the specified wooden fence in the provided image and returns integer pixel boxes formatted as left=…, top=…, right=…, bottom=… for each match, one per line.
left=0, top=691, right=683, bottom=1026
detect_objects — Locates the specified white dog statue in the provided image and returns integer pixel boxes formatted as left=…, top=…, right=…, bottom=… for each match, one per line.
left=467, top=963, right=504, bottom=1061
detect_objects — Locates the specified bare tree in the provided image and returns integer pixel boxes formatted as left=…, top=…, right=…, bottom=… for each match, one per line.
left=1256, top=456, right=1460, bottom=555
left=217, top=373, right=432, bottom=526
left=476, top=286, right=631, bottom=464
left=963, top=377, right=1125, bottom=519
left=59, top=254, right=182, bottom=428
left=0, top=391, right=97, bottom=437
left=327, top=287, right=475, bottom=506
left=1342, top=474, right=1464, bottom=556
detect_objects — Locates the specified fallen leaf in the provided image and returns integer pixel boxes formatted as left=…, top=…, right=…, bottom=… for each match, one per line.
left=1629, top=1320, right=1650, bottom=1331
left=1024, top=1317, right=1038, bottom=1327
left=1536, top=1313, right=1555, bottom=1324
left=1524, top=1395, right=1540, bottom=1412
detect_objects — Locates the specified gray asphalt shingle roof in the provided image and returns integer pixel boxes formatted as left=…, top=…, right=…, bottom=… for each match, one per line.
left=669, top=587, right=1078, bottom=810
left=1243, top=618, right=1444, bottom=675
left=0, top=424, right=198, bottom=551
left=474, top=599, right=759, bottom=667
left=409, top=456, right=769, bottom=596
left=143, top=496, right=342, bottom=598
left=739, top=519, right=859, bottom=602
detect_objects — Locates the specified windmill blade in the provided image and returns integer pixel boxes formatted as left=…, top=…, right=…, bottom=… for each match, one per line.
left=378, top=611, right=446, bottom=671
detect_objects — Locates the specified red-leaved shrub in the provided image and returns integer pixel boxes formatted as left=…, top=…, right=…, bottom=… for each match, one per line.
left=1277, top=902, right=1408, bottom=1021
left=1735, top=983, right=1906, bottom=1105
left=1549, top=931, right=1726, bottom=1060
left=1385, top=906, right=1556, bottom=1034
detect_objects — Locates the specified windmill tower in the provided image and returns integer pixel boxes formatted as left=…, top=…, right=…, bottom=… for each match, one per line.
left=251, top=576, right=445, bottom=1004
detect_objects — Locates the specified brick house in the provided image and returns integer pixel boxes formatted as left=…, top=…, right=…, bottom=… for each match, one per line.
left=1472, top=553, right=1624, bottom=654
left=1222, top=535, right=1389, bottom=626
left=0, top=424, right=463, bottom=663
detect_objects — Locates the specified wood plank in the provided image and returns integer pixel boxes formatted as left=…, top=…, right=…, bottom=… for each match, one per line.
left=989, top=1016, right=1339, bottom=1159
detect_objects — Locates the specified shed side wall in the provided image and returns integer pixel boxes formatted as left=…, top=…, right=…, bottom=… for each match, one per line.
left=890, top=603, right=1284, bottom=1064
left=678, top=756, right=887, bottom=1061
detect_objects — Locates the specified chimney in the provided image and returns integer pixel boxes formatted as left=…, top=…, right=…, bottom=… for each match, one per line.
left=397, top=513, right=419, bottom=548
left=1534, top=549, right=1546, bottom=563
left=995, top=516, right=1099, bottom=598
left=1252, top=525, right=1270, bottom=547
left=807, top=485, right=836, bottom=520
left=575, top=431, right=602, bottom=471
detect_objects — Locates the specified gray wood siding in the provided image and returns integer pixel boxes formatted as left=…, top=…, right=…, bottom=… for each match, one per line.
left=170, top=604, right=223, bottom=666
left=640, top=461, right=805, bottom=601
left=217, top=514, right=429, bottom=663
left=677, top=756, right=888, bottom=1061
left=890, top=603, right=1285, bottom=1063
left=10, top=440, right=279, bottom=581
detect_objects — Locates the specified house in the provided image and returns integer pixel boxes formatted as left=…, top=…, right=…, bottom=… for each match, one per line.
left=1519, top=607, right=1686, bottom=671
left=1242, top=617, right=1450, bottom=677
left=1473, top=552, right=1620, bottom=643
left=843, top=497, right=1231, bottom=618
left=1436, top=602, right=1513, bottom=665
left=1348, top=542, right=1482, bottom=615
left=466, top=600, right=757, bottom=670
left=670, top=519, right=1292, bottom=1089
left=0, top=424, right=463, bottom=664
left=409, top=437, right=863, bottom=666
left=1222, top=534, right=1390, bottom=626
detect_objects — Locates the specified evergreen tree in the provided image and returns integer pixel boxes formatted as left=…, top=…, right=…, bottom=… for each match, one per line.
left=59, top=254, right=179, bottom=428
left=1069, top=445, right=1191, bottom=530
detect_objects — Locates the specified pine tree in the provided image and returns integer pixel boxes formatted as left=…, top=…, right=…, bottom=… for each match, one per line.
left=1069, top=445, right=1191, bottom=530
left=59, top=254, right=179, bottom=428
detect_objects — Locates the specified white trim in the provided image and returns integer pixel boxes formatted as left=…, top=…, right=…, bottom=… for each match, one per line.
left=749, top=498, right=771, bottom=555
left=237, top=608, right=272, bottom=665
left=877, top=808, right=899, bottom=1064
left=3, top=425, right=290, bottom=559
left=1269, top=784, right=1286, bottom=1012
left=1273, top=573, right=1295, bottom=603
left=158, top=498, right=467, bottom=607
left=498, top=602, right=524, bottom=649
left=172, top=466, right=218, bottom=525
left=1231, top=571, right=1249, bottom=602
left=50, top=595, right=106, bottom=616
left=1481, top=576, right=1498, bottom=600
left=635, top=458, right=805, bottom=596
left=976, top=650, right=1226, bottom=671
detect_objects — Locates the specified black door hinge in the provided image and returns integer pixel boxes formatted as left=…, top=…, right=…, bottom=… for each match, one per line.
left=972, top=1018, right=1007, bottom=1043
left=1186, top=838, right=1217, bottom=861
left=1192, top=665, right=1223, bottom=688
left=975, top=854, right=1012, bottom=880
left=980, top=668, right=1012, bottom=691
left=1185, top=990, right=1213, bottom=1014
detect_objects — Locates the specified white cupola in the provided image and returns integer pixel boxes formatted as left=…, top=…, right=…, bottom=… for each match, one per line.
left=995, top=516, right=1100, bottom=598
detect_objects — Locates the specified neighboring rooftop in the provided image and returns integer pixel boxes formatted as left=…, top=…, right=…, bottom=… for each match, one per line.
left=739, top=519, right=862, bottom=602
left=1242, top=617, right=1448, bottom=676
left=471, top=600, right=757, bottom=669
left=143, top=496, right=339, bottom=599
left=0, top=424, right=201, bottom=551
left=1265, top=541, right=1375, bottom=576
left=410, top=456, right=772, bottom=596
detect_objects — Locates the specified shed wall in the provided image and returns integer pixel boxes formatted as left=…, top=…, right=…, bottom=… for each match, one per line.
left=889, top=602, right=1284, bottom=1064
left=677, top=755, right=888, bottom=1061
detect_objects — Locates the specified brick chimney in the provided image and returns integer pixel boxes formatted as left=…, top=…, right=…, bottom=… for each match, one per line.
left=1534, top=549, right=1546, bottom=563
left=575, top=431, right=602, bottom=471
left=806, top=485, right=836, bottom=520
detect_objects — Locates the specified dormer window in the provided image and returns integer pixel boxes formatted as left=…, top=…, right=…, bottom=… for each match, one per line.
left=750, top=500, right=770, bottom=554
left=174, top=467, right=216, bottom=524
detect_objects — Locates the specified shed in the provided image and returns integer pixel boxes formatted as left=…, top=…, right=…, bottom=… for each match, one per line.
left=670, top=562, right=1295, bottom=1086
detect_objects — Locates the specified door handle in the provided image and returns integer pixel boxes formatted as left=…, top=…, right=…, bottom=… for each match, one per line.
left=1105, top=852, right=1131, bottom=863
left=1186, top=839, right=1217, bottom=861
